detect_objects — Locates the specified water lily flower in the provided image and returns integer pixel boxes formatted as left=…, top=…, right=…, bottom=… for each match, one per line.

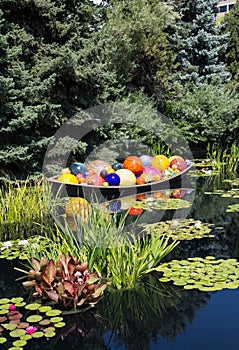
left=195, top=220, right=202, bottom=229
left=1, top=241, right=13, bottom=250
left=9, top=304, right=17, bottom=311
left=26, top=326, right=37, bottom=334
left=18, top=240, right=29, bottom=246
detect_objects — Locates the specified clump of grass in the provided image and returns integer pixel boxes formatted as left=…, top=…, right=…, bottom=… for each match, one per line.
left=206, top=143, right=239, bottom=175
left=0, top=178, right=55, bottom=240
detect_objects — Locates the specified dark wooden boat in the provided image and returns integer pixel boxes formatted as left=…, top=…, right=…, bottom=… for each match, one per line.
left=47, top=162, right=195, bottom=203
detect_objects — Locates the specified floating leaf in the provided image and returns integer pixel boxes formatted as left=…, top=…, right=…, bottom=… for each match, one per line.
left=25, top=303, right=40, bottom=311
left=46, top=310, right=62, bottom=317
left=0, top=304, right=10, bottom=310
left=17, top=322, right=29, bottom=329
left=26, top=315, right=43, bottom=323
left=54, top=322, right=66, bottom=328
left=43, top=326, right=55, bottom=332
left=157, top=258, right=239, bottom=292
left=9, top=329, right=26, bottom=338
left=31, top=331, right=44, bottom=338
left=44, top=330, right=56, bottom=338
left=0, top=298, right=10, bottom=304
left=0, top=316, right=7, bottom=322
left=8, top=347, right=24, bottom=350
left=20, top=334, right=32, bottom=341
left=13, top=340, right=27, bottom=347
left=38, top=306, right=52, bottom=313
left=2, top=323, right=17, bottom=331
left=0, top=337, right=7, bottom=344
left=50, top=317, right=63, bottom=323
left=10, top=298, right=23, bottom=304
left=39, top=319, right=51, bottom=326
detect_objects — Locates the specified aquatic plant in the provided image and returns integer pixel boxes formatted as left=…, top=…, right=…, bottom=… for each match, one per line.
left=206, top=143, right=239, bottom=175
left=0, top=178, right=55, bottom=241
left=226, top=204, right=239, bottom=213
left=143, top=218, right=217, bottom=241
left=21, top=253, right=107, bottom=310
left=0, top=296, right=66, bottom=348
left=131, top=197, right=191, bottom=211
left=156, top=257, right=239, bottom=292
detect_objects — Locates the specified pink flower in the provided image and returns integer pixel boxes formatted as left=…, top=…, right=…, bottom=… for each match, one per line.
left=9, top=304, right=17, bottom=311
left=26, top=326, right=37, bottom=334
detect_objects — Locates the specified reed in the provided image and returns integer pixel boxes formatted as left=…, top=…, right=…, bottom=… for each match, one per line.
left=206, top=143, right=239, bottom=175
left=0, top=178, right=55, bottom=240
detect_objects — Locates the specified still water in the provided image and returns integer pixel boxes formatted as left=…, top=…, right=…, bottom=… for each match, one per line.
left=1, top=174, right=239, bottom=350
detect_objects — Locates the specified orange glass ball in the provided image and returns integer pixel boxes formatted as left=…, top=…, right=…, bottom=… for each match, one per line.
left=123, top=156, right=144, bottom=174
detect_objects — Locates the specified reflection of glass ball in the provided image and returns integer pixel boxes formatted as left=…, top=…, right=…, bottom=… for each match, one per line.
left=140, top=155, right=152, bottom=167
left=105, top=173, right=120, bottom=186
left=120, top=195, right=137, bottom=210
left=115, top=169, right=136, bottom=186
left=69, top=162, right=87, bottom=176
left=108, top=200, right=121, bottom=212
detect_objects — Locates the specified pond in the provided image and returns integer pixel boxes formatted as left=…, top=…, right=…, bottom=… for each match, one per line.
left=1, top=171, right=239, bottom=350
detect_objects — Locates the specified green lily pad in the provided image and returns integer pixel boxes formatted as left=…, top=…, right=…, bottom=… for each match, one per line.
left=54, top=322, right=66, bottom=328
left=20, top=334, right=32, bottom=341
left=43, top=326, right=56, bottom=332
left=9, top=329, right=26, bottom=338
left=13, top=340, right=27, bottom=347
left=11, top=297, right=24, bottom=304
left=50, top=317, right=63, bottom=323
left=26, top=315, right=43, bottom=323
left=44, top=330, right=56, bottom=338
left=2, top=323, right=17, bottom=331
left=0, top=337, right=7, bottom=344
left=156, top=258, right=239, bottom=292
left=8, top=347, right=24, bottom=350
left=46, top=310, right=62, bottom=317
left=0, top=298, right=10, bottom=304
left=25, top=303, right=41, bottom=311
left=31, top=331, right=44, bottom=338
left=38, top=306, right=52, bottom=313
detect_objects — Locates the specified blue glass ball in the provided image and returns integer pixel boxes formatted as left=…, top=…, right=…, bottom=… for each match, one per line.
left=112, top=162, right=123, bottom=171
left=69, top=162, right=87, bottom=176
left=139, top=155, right=152, bottom=167
left=105, top=173, right=120, bottom=186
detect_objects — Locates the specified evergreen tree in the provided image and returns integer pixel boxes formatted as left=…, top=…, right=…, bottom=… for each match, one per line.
left=0, top=0, right=122, bottom=180
left=101, top=0, right=178, bottom=104
left=223, top=0, right=239, bottom=89
left=174, top=0, right=229, bottom=85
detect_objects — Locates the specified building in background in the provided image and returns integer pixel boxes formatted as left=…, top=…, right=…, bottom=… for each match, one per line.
left=217, top=0, right=236, bottom=17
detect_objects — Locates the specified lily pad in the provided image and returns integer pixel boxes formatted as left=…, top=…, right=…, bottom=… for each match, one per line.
left=25, top=303, right=41, bottom=311
left=0, top=298, right=10, bottom=304
left=54, top=322, right=66, bottom=328
left=156, top=258, right=239, bottom=292
left=38, top=306, right=52, bottom=313
left=9, top=329, right=26, bottom=338
left=44, top=330, right=56, bottom=338
left=0, top=337, right=7, bottom=344
left=50, top=317, right=63, bottom=323
left=31, top=331, right=44, bottom=338
left=46, top=310, right=62, bottom=317
left=26, top=315, right=43, bottom=323
left=12, top=340, right=27, bottom=347
left=39, top=319, right=51, bottom=326
left=143, top=218, right=215, bottom=241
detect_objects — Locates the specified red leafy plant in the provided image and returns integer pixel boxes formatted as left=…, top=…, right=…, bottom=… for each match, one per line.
left=22, top=253, right=107, bottom=310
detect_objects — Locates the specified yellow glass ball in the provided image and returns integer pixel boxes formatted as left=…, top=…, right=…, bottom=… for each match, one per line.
left=57, top=173, right=78, bottom=184
left=151, top=155, right=170, bottom=171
